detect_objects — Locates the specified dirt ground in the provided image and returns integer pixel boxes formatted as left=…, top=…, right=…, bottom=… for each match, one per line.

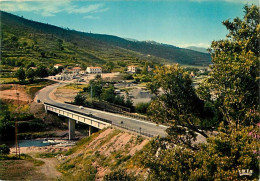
left=0, top=84, right=32, bottom=104
left=6, top=144, right=72, bottom=180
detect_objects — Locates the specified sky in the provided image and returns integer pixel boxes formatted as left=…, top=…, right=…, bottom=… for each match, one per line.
left=0, top=0, right=258, bottom=48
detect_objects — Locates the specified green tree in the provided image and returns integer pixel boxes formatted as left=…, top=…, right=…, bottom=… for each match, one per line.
left=144, top=125, right=260, bottom=181
left=15, top=67, right=26, bottom=82
left=199, top=4, right=259, bottom=127
left=74, top=93, right=86, bottom=105
left=35, top=65, right=49, bottom=78
left=26, top=68, right=35, bottom=83
left=0, top=144, right=10, bottom=155
left=148, top=64, right=207, bottom=149
left=101, top=86, right=116, bottom=103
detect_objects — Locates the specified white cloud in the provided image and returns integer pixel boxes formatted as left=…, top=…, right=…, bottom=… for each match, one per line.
left=0, top=0, right=109, bottom=17
left=178, top=43, right=211, bottom=49
left=83, top=15, right=100, bottom=19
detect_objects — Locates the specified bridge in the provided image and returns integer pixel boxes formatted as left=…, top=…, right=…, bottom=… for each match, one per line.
left=38, top=83, right=167, bottom=140
left=44, top=102, right=111, bottom=139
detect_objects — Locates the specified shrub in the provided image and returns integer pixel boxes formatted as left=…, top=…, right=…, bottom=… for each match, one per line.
left=0, top=144, right=10, bottom=155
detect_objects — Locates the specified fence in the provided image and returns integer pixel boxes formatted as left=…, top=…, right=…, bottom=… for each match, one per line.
left=112, top=122, right=155, bottom=138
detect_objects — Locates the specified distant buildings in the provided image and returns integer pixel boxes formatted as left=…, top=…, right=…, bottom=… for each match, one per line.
left=127, top=65, right=137, bottom=73
left=72, top=67, right=81, bottom=74
left=86, top=67, right=102, bottom=74
left=54, top=64, right=63, bottom=69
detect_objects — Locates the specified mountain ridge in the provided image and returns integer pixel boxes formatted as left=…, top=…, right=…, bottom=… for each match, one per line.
left=1, top=10, right=211, bottom=67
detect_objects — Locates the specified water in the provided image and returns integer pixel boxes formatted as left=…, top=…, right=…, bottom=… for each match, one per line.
left=17, top=140, right=51, bottom=147
left=1, top=140, right=51, bottom=147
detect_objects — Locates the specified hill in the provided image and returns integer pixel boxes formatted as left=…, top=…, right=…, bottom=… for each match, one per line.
left=186, top=46, right=209, bottom=54
left=85, top=34, right=211, bottom=65
left=0, top=11, right=211, bottom=69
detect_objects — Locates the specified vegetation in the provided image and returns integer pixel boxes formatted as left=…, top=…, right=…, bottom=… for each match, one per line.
left=144, top=5, right=260, bottom=180
left=0, top=144, right=10, bottom=155
left=1, top=10, right=210, bottom=76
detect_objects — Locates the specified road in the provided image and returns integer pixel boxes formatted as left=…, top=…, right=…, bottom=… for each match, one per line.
left=35, top=83, right=167, bottom=137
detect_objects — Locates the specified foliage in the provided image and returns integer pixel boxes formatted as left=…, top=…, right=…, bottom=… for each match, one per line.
left=0, top=144, right=10, bottom=155
left=144, top=125, right=260, bottom=181
left=148, top=64, right=207, bottom=149
left=198, top=5, right=259, bottom=126
left=144, top=5, right=260, bottom=180
left=35, top=65, right=49, bottom=78
left=15, top=67, right=26, bottom=82
left=74, top=93, right=86, bottom=105
left=135, top=102, right=150, bottom=114
left=26, top=68, right=35, bottom=83
left=103, top=169, right=135, bottom=181
left=0, top=100, right=14, bottom=140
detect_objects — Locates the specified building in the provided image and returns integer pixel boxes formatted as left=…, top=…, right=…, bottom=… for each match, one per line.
left=72, top=67, right=81, bottom=74
left=54, top=64, right=63, bottom=69
left=79, top=70, right=86, bottom=75
left=86, top=67, right=102, bottom=74
left=127, top=65, right=137, bottom=73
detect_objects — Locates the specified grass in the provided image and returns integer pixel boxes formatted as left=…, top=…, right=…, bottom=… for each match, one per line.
left=35, top=152, right=63, bottom=158
left=0, top=77, right=18, bottom=84
left=20, top=153, right=45, bottom=166
left=57, top=83, right=86, bottom=91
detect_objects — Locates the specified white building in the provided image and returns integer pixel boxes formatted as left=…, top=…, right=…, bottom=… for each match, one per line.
left=127, top=65, right=137, bottom=73
left=86, top=67, right=102, bottom=74
left=54, top=64, right=63, bottom=69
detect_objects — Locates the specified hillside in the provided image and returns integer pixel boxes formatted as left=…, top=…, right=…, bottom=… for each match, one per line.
left=58, top=128, right=150, bottom=180
left=1, top=11, right=211, bottom=68
left=87, top=34, right=211, bottom=65
left=186, top=46, right=209, bottom=54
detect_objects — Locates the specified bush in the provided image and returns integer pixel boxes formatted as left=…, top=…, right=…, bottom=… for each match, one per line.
left=103, top=169, right=135, bottom=181
left=135, top=102, right=150, bottom=114
left=0, top=144, right=10, bottom=155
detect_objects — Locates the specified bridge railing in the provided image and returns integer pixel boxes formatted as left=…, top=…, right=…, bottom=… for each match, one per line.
left=65, top=101, right=152, bottom=123
left=112, top=122, right=156, bottom=138
left=45, top=102, right=113, bottom=124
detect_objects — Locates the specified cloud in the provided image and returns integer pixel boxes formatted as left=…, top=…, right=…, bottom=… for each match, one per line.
left=177, top=43, right=211, bottom=49
left=0, top=1, right=109, bottom=17
left=83, top=15, right=100, bottom=20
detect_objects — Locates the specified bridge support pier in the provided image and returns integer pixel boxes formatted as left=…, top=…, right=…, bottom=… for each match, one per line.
left=68, top=118, right=75, bottom=140
left=89, top=125, right=93, bottom=136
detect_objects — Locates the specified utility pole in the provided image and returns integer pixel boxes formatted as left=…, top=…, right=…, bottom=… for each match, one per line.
left=15, top=84, right=20, bottom=158
left=91, top=84, right=93, bottom=103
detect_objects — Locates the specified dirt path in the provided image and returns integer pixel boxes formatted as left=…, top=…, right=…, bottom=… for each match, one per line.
left=37, top=157, right=62, bottom=180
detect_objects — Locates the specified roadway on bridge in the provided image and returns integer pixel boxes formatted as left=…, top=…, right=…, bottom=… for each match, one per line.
left=36, top=83, right=167, bottom=137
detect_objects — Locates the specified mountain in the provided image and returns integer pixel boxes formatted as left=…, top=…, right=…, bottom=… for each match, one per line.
left=84, top=34, right=211, bottom=65
left=0, top=11, right=211, bottom=68
left=186, top=46, right=209, bottom=54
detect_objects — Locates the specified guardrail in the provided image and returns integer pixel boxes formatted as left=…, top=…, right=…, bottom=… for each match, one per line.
left=44, top=102, right=112, bottom=124
left=65, top=101, right=152, bottom=123
left=112, top=122, right=156, bottom=138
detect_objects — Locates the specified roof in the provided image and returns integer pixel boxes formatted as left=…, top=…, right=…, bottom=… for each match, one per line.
left=87, top=67, right=102, bottom=69
left=72, top=67, right=81, bottom=70
left=54, top=64, right=63, bottom=66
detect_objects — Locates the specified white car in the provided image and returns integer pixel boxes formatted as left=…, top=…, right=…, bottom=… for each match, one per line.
left=79, top=106, right=83, bottom=109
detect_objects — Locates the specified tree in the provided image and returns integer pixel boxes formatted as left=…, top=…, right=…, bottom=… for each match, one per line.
left=144, top=5, right=260, bottom=180
left=74, top=93, right=86, bottom=105
left=35, top=65, right=49, bottom=78
left=148, top=64, right=207, bottom=149
left=15, top=67, right=26, bottom=82
left=101, top=86, right=116, bottom=103
left=26, top=68, right=35, bottom=83
left=198, top=4, right=259, bottom=127
left=0, top=144, right=10, bottom=155
left=144, top=125, right=260, bottom=181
